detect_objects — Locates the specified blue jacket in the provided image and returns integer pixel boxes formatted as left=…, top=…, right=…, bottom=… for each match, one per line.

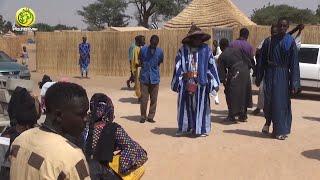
left=139, top=46, right=164, bottom=84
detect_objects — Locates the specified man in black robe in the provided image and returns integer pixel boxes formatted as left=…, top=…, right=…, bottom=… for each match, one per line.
left=218, top=38, right=253, bottom=122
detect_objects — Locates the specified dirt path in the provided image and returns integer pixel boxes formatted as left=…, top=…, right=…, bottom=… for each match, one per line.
left=29, top=72, right=320, bottom=180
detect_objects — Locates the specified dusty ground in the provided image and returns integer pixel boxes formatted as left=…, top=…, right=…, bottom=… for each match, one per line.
left=28, top=76, right=320, bottom=180
left=21, top=57, right=320, bottom=179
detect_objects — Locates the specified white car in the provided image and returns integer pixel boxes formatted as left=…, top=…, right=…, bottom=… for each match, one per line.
left=299, top=44, right=320, bottom=88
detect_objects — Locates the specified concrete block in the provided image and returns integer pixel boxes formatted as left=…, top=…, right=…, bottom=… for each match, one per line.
left=0, top=89, right=11, bottom=103
left=6, top=79, right=33, bottom=92
left=0, top=103, right=8, bottom=116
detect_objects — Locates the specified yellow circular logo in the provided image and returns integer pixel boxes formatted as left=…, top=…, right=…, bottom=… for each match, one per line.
left=16, top=7, right=36, bottom=27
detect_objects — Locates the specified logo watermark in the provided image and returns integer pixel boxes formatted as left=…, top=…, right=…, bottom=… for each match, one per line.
left=12, top=23, right=38, bottom=31
left=12, top=7, right=38, bottom=32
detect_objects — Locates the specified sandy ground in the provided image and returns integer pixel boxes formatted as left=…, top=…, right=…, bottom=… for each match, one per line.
left=17, top=56, right=320, bottom=179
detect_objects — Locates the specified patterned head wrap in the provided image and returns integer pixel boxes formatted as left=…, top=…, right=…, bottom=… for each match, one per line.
left=90, top=93, right=115, bottom=123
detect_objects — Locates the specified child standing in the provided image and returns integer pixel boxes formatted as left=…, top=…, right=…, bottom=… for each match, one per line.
left=21, top=46, right=29, bottom=67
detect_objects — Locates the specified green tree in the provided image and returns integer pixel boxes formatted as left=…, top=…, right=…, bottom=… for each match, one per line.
left=316, top=4, right=320, bottom=22
left=77, top=0, right=130, bottom=30
left=0, top=15, right=13, bottom=34
left=251, top=4, right=318, bottom=25
left=54, top=24, right=79, bottom=30
left=32, top=23, right=54, bottom=32
left=129, top=0, right=190, bottom=28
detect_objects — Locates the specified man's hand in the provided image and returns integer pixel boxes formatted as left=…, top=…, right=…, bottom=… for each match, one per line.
left=214, top=86, right=219, bottom=92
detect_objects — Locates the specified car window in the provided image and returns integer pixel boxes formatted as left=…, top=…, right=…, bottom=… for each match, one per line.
left=298, top=48, right=319, bottom=64
left=0, top=52, right=13, bottom=62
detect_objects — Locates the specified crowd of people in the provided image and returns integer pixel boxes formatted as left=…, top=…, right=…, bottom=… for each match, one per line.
left=126, top=16, right=302, bottom=140
left=0, top=16, right=303, bottom=179
left=0, top=81, right=148, bottom=179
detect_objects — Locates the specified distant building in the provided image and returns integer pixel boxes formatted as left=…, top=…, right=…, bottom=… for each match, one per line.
left=104, top=26, right=149, bottom=32
left=2, top=31, right=16, bottom=38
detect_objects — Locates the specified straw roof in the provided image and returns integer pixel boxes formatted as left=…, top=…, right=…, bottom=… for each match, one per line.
left=105, top=26, right=149, bottom=32
left=2, top=30, right=16, bottom=37
left=163, top=0, right=256, bottom=29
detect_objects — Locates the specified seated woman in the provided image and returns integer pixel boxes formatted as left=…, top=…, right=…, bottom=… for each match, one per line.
left=0, top=87, right=41, bottom=180
left=85, top=93, right=148, bottom=176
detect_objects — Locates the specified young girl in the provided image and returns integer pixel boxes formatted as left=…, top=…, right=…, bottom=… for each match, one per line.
left=21, top=46, right=29, bottom=67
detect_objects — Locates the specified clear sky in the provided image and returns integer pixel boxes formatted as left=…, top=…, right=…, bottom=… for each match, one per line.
left=0, top=0, right=318, bottom=29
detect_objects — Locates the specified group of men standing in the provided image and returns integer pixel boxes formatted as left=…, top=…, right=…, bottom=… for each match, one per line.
left=127, top=35, right=164, bottom=124
left=126, top=16, right=301, bottom=140
left=170, top=17, right=301, bottom=140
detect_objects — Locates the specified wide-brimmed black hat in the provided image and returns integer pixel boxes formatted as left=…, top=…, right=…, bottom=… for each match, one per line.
left=181, top=23, right=211, bottom=44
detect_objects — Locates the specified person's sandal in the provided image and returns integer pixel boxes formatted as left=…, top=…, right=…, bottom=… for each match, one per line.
left=262, top=125, right=270, bottom=134
left=252, top=109, right=261, bottom=116
left=126, top=80, right=131, bottom=88
left=147, top=118, right=156, bottom=123
left=176, top=131, right=183, bottom=137
left=276, top=135, right=286, bottom=140
left=238, top=114, right=248, bottom=122
left=200, top=133, right=208, bottom=137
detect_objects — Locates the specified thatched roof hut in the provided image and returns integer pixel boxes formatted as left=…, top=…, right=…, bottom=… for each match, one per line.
left=163, top=0, right=256, bottom=29
left=2, top=30, right=16, bottom=38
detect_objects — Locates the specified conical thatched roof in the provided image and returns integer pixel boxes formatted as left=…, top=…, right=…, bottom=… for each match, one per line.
left=3, top=30, right=16, bottom=37
left=163, top=0, right=256, bottom=29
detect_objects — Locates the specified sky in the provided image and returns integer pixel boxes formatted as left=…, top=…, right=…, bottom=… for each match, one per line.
left=0, top=0, right=318, bottom=29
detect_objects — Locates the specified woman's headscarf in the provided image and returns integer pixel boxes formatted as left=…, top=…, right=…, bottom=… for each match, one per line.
left=85, top=93, right=115, bottom=158
left=89, top=93, right=115, bottom=123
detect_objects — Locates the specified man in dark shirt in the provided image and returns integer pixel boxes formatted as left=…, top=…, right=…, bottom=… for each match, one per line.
left=230, top=28, right=256, bottom=75
left=218, top=38, right=253, bottom=122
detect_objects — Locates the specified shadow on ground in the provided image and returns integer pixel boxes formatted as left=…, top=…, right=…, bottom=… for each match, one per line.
left=301, top=149, right=320, bottom=161
left=120, top=87, right=134, bottom=91
left=211, top=109, right=229, bottom=115
left=73, top=76, right=91, bottom=79
left=118, top=97, right=139, bottom=104
left=150, top=127, right=177, bottom=137
left=223, top=129, right=271, bottom=139
left=211, top=115, right=241, bottom=125
left=120, top=115, right=141, bottom=123
left=303, top=116, right=320, bottom=122
left=211, top=109, right=234, bottom=125
left=292, top=92, right=320, bottom=101
left=211, top=109, right=264, bottom=124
